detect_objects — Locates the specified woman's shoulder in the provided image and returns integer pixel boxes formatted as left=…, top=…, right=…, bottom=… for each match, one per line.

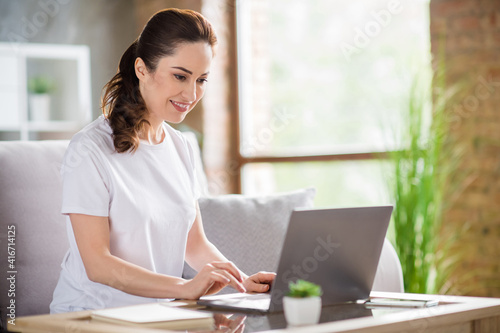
left=68, top=115, right=114, bottom=153
left=61, top=116, right=115, bottom=176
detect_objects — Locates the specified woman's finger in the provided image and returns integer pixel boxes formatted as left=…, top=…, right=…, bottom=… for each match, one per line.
left=244, top=279, right=270, bottom=293
left=210, top=261, right=244, bottom=282
left=191, top=265, right=231, bottom=297
left=253, top=271, right=276, bottom=283
left=243, top=271, right=276, bottom=293
left=212, top=269, right=246, bottom=293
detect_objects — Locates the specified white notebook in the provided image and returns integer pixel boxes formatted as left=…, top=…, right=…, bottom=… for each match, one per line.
left=91, top=302, right=214, bottom=330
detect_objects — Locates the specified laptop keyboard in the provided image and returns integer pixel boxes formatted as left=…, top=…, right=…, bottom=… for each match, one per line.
left=223, top=294, right=270, bottom=305
left=202, top=294, right=271, bottom=312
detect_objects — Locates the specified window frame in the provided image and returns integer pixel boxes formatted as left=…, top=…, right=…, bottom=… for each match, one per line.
left=231, top=0, right=392, bottom=194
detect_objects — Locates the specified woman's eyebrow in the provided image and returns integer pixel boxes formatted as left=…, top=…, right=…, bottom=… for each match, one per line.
left=171, top=66, right=210, bottom=76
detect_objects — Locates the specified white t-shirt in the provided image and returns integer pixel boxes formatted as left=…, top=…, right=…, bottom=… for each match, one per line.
left=50, top=115, right=199, bottom=313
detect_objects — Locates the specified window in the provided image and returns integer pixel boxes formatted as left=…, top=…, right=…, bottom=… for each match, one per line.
left=236, top=0, right=430, bottom=206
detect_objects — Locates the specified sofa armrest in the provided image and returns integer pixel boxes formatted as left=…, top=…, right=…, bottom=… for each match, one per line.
left=0, top=140, right=70, bottom=319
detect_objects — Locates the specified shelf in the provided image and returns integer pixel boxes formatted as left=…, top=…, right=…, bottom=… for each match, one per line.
left=0, top=42, right=92, bottom=141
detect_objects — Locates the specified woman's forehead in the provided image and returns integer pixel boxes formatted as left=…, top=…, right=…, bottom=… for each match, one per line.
left=156, top=42, right=213, bottom=75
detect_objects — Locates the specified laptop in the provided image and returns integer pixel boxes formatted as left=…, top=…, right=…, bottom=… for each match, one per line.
left=197, top=205, right=393, bottom=313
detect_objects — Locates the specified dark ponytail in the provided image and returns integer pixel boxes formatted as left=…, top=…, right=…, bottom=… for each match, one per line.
left=101, top=8, right=217, bottom=153
left=102, top=40, right=150, bottom=153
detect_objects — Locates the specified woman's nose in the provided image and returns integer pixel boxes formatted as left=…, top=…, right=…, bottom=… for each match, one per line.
left=182, top=81, right=197, bottom=101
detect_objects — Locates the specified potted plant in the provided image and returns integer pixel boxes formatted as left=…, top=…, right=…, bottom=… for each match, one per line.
left=282, top=279, right=322, bottom=326
left=28, top=76, right=55, bottom=122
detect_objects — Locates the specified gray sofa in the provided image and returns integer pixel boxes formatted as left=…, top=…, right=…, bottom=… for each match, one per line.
left=0, top=138, right=403, bottom=326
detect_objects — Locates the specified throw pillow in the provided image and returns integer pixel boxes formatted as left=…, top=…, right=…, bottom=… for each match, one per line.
left=183, top=188, right=316, bottom=290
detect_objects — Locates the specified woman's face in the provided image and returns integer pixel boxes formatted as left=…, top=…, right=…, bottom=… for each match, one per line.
left=136, top=41, right=213, bottom=125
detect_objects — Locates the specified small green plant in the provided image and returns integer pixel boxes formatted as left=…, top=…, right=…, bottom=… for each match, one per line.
left=28, top=76, right=55, bottom=94
left=287, top=279, right=322, bottom=298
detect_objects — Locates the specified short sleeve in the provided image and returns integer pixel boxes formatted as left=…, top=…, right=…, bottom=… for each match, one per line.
left=60, top=139, right=110, bottom=217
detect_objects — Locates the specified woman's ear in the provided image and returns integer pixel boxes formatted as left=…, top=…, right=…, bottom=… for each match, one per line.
left=135, top=57, right=148, bottom=81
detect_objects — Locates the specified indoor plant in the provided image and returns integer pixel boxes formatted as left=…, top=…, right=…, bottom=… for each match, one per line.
left=28, top=76, right=55, bottom=122
left=388, top=62, right=469, bottom=294
left=282, top=279, right=322, bottom=326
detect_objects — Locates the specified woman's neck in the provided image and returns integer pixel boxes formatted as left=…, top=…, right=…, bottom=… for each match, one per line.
left=139, top=121, right=165, bottom=145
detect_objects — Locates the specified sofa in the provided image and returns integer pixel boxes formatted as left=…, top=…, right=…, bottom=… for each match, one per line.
left=0, top=137, right=403, bottom=326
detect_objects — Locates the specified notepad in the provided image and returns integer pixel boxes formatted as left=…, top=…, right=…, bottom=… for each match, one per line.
left=91, top=302, right=214, bottom=330
left=364, top=298, right=439, bottom=308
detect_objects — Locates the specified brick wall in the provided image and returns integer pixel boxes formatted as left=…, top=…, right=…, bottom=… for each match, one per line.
left=430, top=0, right=500, bottom=297
left=201, top=0, right=240, bottom=194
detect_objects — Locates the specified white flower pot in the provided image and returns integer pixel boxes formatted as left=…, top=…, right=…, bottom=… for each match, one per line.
left=283, top=296, right=322, bottom=326
left=29, top=94, right=51, bottom=121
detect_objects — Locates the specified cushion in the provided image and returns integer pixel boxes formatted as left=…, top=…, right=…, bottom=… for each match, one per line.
left=0, top=140, right=69, bottom=319
left=183, top=188, right=316, bottom=292
left=372, top=239, right=405, bottom=292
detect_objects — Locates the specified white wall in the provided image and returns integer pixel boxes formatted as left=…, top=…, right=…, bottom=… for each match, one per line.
left=0, top=0, right=137, bottom=120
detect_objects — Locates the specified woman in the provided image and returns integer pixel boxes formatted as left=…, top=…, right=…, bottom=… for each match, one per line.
left=50, top=8, right=275, bottom=313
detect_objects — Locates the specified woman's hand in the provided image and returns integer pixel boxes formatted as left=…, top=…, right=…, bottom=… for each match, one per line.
left=242, top=271, right=276, bottom=293
left=182, top=261, right=247, bottom=299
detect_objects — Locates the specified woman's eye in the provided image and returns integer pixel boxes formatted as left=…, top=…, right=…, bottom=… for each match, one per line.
left=174, top=74, right=186, bottom=81
left=197, top=78, right=208, bottom=84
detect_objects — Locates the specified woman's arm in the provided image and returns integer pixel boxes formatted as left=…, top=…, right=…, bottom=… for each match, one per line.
left=185, top=203, right=276, bottom=293
left=70, top=213, right=245, bottom=299
left=184, top=203, right=234, bottom=272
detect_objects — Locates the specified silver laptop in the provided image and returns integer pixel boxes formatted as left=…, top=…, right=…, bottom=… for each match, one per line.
left=197, top=205, right=393, bottom=313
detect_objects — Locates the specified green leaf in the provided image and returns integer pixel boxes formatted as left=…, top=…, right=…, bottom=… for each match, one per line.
left=28, top=76, right=55, bottom=94
left=287, top=279, right=323, bottom=298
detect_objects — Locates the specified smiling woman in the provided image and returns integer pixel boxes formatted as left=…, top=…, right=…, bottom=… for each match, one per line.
left=49, top=8, right=275, bottom=314
left=135, top=42, right=212, bottom=132
left=102, top=8, right=217, bottom=152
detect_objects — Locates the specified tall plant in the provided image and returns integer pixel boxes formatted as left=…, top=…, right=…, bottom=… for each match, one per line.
left=389, top=64, right=459, bottom=294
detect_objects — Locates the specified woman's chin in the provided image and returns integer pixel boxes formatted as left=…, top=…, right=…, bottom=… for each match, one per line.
left=165, top=114, right=187, bottom=124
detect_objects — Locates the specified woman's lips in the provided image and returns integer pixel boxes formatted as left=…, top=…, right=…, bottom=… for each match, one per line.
left=171, top=100, right=190, bottom=112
